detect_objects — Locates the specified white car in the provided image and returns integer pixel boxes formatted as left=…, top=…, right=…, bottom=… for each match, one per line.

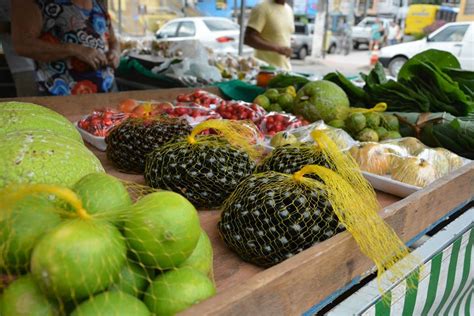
left=352, top=17, right=392, bottom=49
left=155, top=17, right=253, bottom=56
left=379, top=22, right=474, bottom=76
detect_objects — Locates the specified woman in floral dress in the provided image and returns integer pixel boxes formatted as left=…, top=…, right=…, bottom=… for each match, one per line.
left=11, top=0, right=120, bottom=96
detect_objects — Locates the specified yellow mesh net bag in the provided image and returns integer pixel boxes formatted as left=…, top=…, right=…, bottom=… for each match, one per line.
left=0, top=173, right=215, bottom=315
left=144, top=119, right=261, bottom=209
left=219, top=130, right=416, bottom=285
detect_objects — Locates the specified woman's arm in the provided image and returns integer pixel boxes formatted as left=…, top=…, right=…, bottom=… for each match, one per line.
left=11, top=0, right=107, bottom=70
left=106, top=20, right=120, bottom=68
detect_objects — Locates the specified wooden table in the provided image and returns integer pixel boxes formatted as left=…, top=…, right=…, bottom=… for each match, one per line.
left=5, top=88, right=473, bottom=315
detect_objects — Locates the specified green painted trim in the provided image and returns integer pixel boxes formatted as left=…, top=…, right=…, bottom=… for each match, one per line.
left=446, top=229, right=473, bottom=314
left=465, top=289, right=472, bottom=316
left=375, top=292, right=392, bottom=316
left=421, top=252, right=443, bottom=315
left=402, top=268, right=420, bottom=316
left=454, top=281, right=473, bottom=316
left=434, top=237, right=462, bottom=315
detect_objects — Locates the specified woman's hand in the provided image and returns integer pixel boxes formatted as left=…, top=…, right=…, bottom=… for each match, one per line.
left=106, top=50, right=120, bottom=69
left=74, top=45, right=108, bottom=70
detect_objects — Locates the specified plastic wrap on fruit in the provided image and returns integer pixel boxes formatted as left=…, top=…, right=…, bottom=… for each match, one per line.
left=78, top=110, right=129, bottom=137
left=277, top=120, right=356, bottom=151
left=175, top=90, right=224, bottom=109
left=216, top=101, right=266, bottom=124
left=161, top=103, right=222, bottom=126
left=259, top=112, right=307, bottom=137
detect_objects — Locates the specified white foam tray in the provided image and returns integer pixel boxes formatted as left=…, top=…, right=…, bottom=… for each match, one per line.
left=75, top=122, right=107, bottom=151
left=362, top=171, right=421, bottom=198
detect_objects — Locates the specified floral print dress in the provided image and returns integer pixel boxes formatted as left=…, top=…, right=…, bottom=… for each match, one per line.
left=36, top=0, right=115, bottom=95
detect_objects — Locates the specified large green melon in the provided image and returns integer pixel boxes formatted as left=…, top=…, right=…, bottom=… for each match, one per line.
left=0, top=130, right=104, bottom=188
left=0, top=102, right=82, bottom=142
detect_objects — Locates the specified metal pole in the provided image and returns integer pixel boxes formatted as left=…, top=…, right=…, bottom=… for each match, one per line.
left=118, top=0, right=123, bottom=35
left=321, top=0, right=328, bottom=59
left=238, top=0, right=246, bottom=56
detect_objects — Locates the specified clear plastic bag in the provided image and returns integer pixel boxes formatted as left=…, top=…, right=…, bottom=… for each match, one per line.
left=259, top=112, right=307, bottom=136
left=175, top=90, right=224, bottom=109
left=77, top=109, right=129, bottom=137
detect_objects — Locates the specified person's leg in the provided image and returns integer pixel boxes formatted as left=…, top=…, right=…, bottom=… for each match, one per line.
left=12, top=71, right=38, bottom=97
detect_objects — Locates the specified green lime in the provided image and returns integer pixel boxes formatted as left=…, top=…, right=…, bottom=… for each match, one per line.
left=0, top=195, right=61, bottom=273
left=253, top=95, right=270, bottom=110
left=124, top=191, right=201, bottom=269
left=268, top=103, right=283, bottom=112
left=277, top=93, right=294, bottom=112
left=375, top=126, right=388, bottom=139
left=71, top=291, right=150, bottom=316
left=380, top=131, right=402, bottom=140
left=31, top=219, right=126, bottom=301
left=0, top=275, right=58, bottom=316
left=356, top=128, right=379, bottom=142
left=327, top=119, right=346, bottom=129
left=270, top=132, right=298, bottom=147
left=264, top=89, right=280, bottom=102
left=73, top=173, right=131, bottom=224
left=346, top=113, right=366, bottom=133
left=108, top=261, right=153, bottom=297
left=178, top=230, right=213, bottom=276
left=382, top=114, right=399, bottom=131
left=364, top=112, right=382, bottom=128
left=144, top=268, right=216, bottom=316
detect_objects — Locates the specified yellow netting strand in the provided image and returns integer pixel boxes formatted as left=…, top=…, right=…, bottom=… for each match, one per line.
left=187, top=119, right=260, bottom=160
left=293, top=165, right=413, bottom=282
left=0, top=184, right=90, bottom=219
left=349, top=102, right=387, bottom=114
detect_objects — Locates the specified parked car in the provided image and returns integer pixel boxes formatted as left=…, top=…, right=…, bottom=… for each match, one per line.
left=379, top=22, right=474, bottom=76
left=352, top=17, right=392, bottom=49
left=291, top=23, right=338, bottom=59
left=155, top=17, right=253, bottom=56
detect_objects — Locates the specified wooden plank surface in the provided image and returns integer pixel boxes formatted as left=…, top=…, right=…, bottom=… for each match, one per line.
left=4, top=90, right=472, bottom=315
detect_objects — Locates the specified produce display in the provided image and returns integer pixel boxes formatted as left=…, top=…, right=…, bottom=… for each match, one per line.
left=219, top=132, right=415, bottom=276
left=145, top=120, right=258, bottom=208
left=2, top=47, right=473, bottom=315
left=106, top=117, right=192, bottom=173
left=348, top=137, right=466, bottom=187
left=324, top=50, right=474, bottom=117
left=0, top=174, right=215, bottom=315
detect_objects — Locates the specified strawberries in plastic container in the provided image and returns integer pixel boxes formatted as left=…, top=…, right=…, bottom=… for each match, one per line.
left=175, top=90, right=223, bottom=108
left=260, top=113, right=309, bottom=136
left=216, top=101, right=266, bottom=123
left=78, top=109, right=129, bottom=137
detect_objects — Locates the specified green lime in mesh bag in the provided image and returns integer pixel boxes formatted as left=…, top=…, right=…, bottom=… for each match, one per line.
left=144, top=119, right=259, bottom=209
left=0, top=175, right=216, bottom=315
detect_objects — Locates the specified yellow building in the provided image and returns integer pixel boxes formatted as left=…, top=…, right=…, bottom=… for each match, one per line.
left=457, top=0, right=474, bottom=21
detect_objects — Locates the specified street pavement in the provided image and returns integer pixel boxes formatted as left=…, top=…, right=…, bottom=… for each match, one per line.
left=291, top=49, right=373, bottom=78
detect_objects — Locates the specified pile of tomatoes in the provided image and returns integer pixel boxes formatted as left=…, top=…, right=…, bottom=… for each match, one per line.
left=78, top=109, right=129, bottom=137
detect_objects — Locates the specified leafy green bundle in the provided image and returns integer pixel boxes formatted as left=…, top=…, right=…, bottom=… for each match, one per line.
left=324, top=50, right=474, bottom=117
left=395, top=112, right=474, bottom=159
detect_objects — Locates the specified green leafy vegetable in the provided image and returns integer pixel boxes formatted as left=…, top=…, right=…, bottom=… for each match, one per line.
left=268, top=73, right=310, bottom=90
left=323, top=72, right=368, bottom=107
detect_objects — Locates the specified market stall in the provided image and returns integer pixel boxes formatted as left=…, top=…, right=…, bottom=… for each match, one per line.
left=1, top=85, right=472, bottom=315
left=0, top=49, right=473, bottom=315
